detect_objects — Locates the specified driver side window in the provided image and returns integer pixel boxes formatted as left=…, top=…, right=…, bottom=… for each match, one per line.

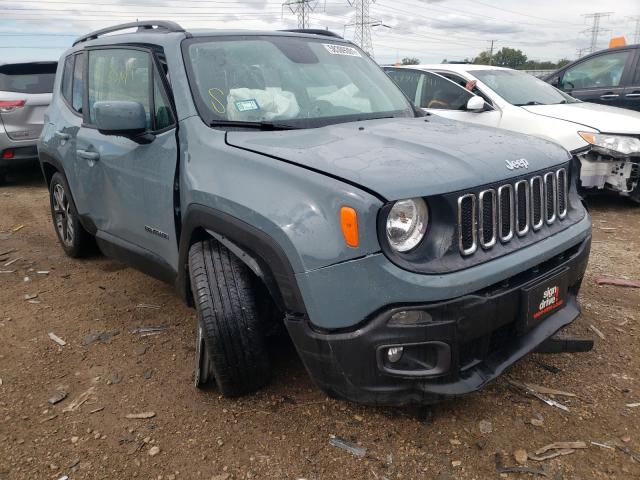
left=561, top=51, right=630, bottom=90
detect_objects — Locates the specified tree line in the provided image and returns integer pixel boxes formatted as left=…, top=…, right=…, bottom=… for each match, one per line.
left=401, top=47, right=571, bottom=70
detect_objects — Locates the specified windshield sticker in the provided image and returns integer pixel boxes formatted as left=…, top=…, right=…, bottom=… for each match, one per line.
left=235, top=99, right=260, bottom=112
left=208, top=88, right=226, bottom=114
left=323, top=44, right=362, bottom=58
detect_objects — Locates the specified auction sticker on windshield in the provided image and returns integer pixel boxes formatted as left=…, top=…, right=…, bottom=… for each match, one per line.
left=323, top=44, right=362, bottom=57
left=235, top=99, right=260, bottom=112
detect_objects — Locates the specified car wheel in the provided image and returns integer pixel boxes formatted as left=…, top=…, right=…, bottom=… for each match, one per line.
left=49, top=172, right=92, bottom=257
left=188, top=239, right=271, bottom=397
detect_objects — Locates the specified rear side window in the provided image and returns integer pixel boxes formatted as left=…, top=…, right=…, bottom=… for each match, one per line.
left=385, top=69, right=420, bottom=103
left=72, top=54, right=84, bottom=113
left=0, top=62, right=57, bottom=94
left=61, top=56, right=74, bottom=105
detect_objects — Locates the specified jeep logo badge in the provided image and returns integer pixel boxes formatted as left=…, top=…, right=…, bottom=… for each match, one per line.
left=505, top=158, right=529, bottom=170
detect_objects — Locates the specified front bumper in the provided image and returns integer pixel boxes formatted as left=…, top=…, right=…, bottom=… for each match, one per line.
left=286, top=236, right=591, bottom=406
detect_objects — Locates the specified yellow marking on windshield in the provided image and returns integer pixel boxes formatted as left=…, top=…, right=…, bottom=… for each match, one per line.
left=208, top=88, right=226, bottom=114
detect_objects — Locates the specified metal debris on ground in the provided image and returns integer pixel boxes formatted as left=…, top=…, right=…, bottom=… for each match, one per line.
left=4, top=257, right=22, bottom=266
left=329, top=435, right=367, bottom=458
left=62, top=387, right=96, bottom=412
left=11, top=224, right=24, bottom=232
left=48, top=390, right=68, bottom=405
left=528, top=441, right=587, bottom=462
left=24, top=293, right=38, bottom=301
left=590, top=441, right=615, bottom=450
left=523, top=383, right=576, bottom=398
left=625, top=402, right=640, bottom=408
left=130, top=325, right=169, bottom=337
left=82, top=330, right=120, bottom=345
left=37, top=270, right=49, bottom=275
left=535, top=361, right=561, bottom=374
left=494, top=452, right=548, bottom=477
left=595, top=276, right=640, bottom=289
left=616, top=444, right=640, bottom=462
left=589, top=325, right=606, bottom=340
left=0, top=270, right=15, bottom=274
left=508, top=380, right=570, bottom=412
left=89, top=407, right=104, bottom=414
left=48, top=332, right=67, bottom=346
left=125, top=411, right=156, bottom=419
left=136, top=303, right=161, bottom=310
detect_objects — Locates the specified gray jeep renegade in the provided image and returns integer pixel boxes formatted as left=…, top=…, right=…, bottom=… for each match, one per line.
left=38, top=21, right=592, bottom=406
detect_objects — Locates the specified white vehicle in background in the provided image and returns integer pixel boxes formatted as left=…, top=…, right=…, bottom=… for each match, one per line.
left=384, top=64, right=640, bottom=203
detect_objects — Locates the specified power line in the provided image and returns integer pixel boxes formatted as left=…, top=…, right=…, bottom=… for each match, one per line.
left=628, top=15, right=640, bottom=44
left=583, top=12, right=612, bottom=54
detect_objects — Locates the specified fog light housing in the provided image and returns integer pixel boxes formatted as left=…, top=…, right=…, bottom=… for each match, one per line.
left=386, top=346, right=404, bottom=363
left=388, top=310, right=433, bottom=326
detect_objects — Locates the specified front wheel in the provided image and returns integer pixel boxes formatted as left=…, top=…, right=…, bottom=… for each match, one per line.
left=48, top=172, right=92, bottom=257
left=188, top=239, right=271, bottom=397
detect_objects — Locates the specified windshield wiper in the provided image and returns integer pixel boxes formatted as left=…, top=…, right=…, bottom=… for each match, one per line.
left=209, top=120, right=299, bottom=131
left=514, top=101, right=544, bottom=106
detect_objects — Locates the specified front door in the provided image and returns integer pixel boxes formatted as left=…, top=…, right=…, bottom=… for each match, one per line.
left=75, top=47, right=179, bottom=269
left=558, top=49, right=635, bottom=108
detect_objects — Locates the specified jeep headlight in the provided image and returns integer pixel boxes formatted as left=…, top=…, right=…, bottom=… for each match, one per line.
left=578, top=131, right=640, bottom=156
left=385, top=198, right=428, bottom=252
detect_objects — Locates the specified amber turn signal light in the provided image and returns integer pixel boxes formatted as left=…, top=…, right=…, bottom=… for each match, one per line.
left=340, top=206, right=359, bottom=248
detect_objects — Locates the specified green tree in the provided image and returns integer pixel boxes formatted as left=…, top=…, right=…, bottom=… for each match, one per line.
left=492, top=47, right=528, bottom=69
left=401, top=57, right=420, bottom=65
left=557, top=58, right=571, bottom=68
left=473, top=50, right=493, bottom=65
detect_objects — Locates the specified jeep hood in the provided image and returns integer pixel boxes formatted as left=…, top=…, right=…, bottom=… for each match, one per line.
left=226, top=116, right=570, bottom=201
left=522, top=102, right=640, bottom=135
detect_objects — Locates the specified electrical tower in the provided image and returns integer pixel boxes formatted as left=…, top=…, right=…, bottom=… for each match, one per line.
left=582, top=12, right=613, bottom=53
left=628, top=15, right=640, bottom=44
left=346, top=0, right=377, bottom=56
left=283, top=0, right=318, bottom=29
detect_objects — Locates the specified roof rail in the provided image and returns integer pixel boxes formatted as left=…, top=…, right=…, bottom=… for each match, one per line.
left=73, top=20, right=185, bottom=46
left=281, top=29, right=343, bottom=39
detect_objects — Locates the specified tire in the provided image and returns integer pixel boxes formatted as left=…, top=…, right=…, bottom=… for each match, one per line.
left=188, top=239, right=271, bottom=397
left=48, top=172, right=92, bottom=257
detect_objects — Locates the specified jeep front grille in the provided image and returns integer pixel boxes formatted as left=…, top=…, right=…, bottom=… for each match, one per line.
left=458, top=168, right=569, bottom=256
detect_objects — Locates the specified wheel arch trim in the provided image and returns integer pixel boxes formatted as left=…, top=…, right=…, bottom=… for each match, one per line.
left=177, top=204, right=307, bottom=315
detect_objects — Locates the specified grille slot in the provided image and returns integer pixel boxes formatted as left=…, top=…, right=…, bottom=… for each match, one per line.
left=458, top=194, right=477, bottom=256
left=458, top=167, right=570, bottom=256
left=478, top=189, right=496, bottom=249
left=557, top=168, right=567, bottom=219
left=515, top=180, right=530, bottom=236
left=544, top=172, right=557, bottom=224
left=530, top=176, right=544, bottom=231
left=497, top=185, right=514, bottom=243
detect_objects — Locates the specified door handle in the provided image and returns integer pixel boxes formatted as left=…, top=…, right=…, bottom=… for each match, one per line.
left=625, top=93, right=640, bottom=98
left=76, top=149, right=100, bottom=161
left=599, top=93, right=619, bottom=99
left=54, top=131, right=70, bottom=140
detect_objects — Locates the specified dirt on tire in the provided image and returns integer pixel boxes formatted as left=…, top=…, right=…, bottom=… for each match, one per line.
left=1, top=168, right=639, bottom=480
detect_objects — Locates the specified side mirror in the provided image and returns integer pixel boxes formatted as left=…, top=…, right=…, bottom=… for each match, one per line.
left=466, top=95, right=485, bottom=112
left=94, top=101, right=151, bottom=142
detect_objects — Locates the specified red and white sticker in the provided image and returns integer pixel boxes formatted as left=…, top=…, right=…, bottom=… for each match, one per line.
left=533, top=285, right=564, bottom=320
left=323, top=43, right=362, bottom=58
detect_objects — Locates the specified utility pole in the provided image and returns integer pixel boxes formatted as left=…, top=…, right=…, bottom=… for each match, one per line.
left=488, top=40, right=495, bottom=65
left=582, top=12, right=613, bottom=53
left=346, top=0, right=376, bottom=56
left=283, top=0, right=318, bottom=29
left=627, top=15, right=640, bottom=44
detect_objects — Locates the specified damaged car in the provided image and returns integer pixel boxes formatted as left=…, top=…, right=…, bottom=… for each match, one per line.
left=388, top=64, right=640, bottom=203
left=38, top=22, right=592, bottom=406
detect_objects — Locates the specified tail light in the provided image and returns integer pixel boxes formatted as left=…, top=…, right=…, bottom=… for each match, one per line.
left=0, top=100, right=26, bottom=113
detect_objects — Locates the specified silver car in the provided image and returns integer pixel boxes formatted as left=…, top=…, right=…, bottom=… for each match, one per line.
left=0, top=61, right=57, bottom=183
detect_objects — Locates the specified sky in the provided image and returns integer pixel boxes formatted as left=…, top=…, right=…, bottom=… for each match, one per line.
left=0, top=0, right=639, bottom=65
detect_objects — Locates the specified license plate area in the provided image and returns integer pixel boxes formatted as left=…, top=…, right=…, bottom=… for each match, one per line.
left=520, top=269, right=569, bottom=332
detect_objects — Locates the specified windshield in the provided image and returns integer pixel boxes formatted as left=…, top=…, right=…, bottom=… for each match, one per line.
left=472, top=69, right=578, bottom=106
left=184, top=36, right=414, bottom=128
left=0, top=62, right=57, bottom=94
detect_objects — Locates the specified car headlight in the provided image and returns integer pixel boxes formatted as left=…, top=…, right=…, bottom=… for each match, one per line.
left=385, top=198, right=429, bottom=252
left=578, top=131, right=640, bottom=156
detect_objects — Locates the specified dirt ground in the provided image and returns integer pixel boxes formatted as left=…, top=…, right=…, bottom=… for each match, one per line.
left=1, top=167, right=639, bottom=480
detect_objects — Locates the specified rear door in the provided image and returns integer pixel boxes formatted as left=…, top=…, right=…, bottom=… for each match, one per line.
left=0, top=62, right=56, bottom=140
left=76, top=47, right=179, bottom=268
left=622, top=48, right=640, bottom=111
left=556, top=49, right=635, bottom=108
